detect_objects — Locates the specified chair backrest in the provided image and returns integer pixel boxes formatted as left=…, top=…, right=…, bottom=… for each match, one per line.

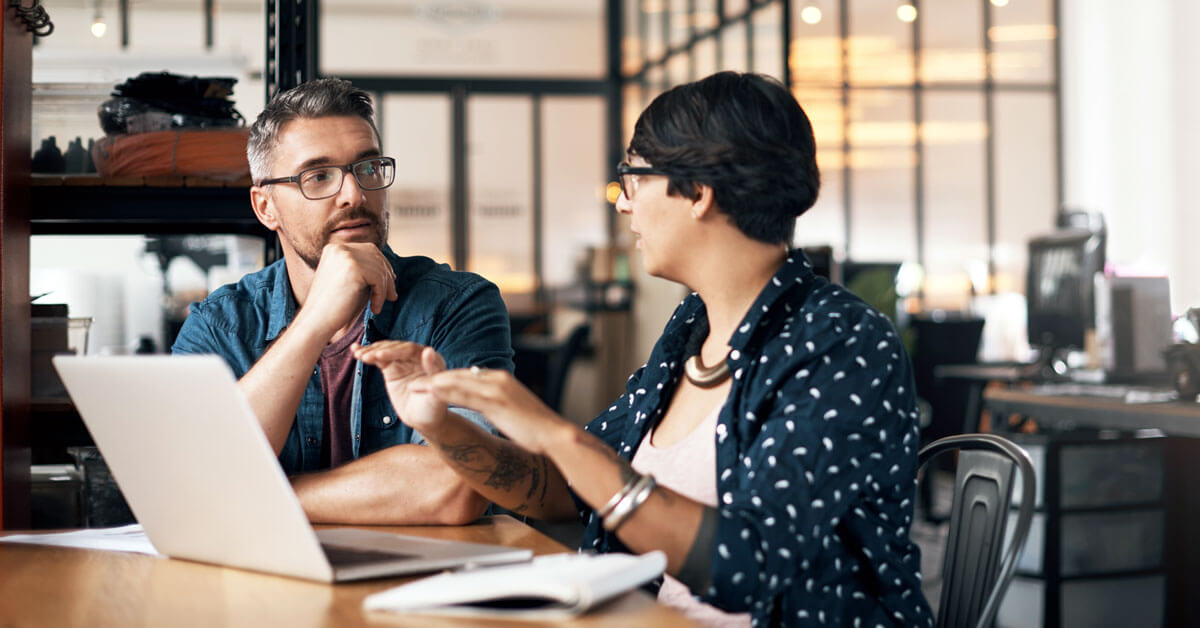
left=919, top=433, right=1035, bottom=628
left=542, top=323, right=591, bottom=413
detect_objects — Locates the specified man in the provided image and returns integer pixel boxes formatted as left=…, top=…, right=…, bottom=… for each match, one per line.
left=172, top=78, right=512, bottom=524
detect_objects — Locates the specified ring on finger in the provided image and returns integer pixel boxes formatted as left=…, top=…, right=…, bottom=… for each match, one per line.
left=470, top=365, right=484, bottom=377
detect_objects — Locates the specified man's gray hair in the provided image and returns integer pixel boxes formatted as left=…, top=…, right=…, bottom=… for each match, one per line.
left=247, top=77, right=380, bottom=183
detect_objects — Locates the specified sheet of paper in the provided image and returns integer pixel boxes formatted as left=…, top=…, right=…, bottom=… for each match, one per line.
left=0, top=524, right=160, bottom=556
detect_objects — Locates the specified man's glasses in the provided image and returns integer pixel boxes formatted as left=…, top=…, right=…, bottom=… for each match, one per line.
left=258, top=156, right=396, bottom=200
left=616, top=162, right=668, bottom=200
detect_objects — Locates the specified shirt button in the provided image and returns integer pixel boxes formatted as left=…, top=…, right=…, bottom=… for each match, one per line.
left=306, top=437, right=317, bottom=445
left=382, top=416, right=392, bottom=425
left=355, top=433, right=361, bottom=441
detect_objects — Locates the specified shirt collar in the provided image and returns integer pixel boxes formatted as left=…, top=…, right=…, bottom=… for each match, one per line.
left=726, top=249, right=816, bottom=353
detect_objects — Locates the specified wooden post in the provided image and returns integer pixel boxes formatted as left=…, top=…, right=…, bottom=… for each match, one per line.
left=0, top=4, right=34, bottom=530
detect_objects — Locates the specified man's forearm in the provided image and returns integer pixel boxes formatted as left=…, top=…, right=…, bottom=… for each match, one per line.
left=291, top=444, right=489, bottom=525
left=239, top=312, right=333, bottom=454
left=422, top=413, right=577, bottom=521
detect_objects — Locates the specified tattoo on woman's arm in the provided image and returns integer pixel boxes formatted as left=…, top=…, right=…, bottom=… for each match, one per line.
left=438, top=441, right=543, bottom=508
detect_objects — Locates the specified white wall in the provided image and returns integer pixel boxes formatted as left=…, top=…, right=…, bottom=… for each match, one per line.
left=1060, top=0, right=1199, bottom=314
left=1172, top=0, right=1200, bottom=314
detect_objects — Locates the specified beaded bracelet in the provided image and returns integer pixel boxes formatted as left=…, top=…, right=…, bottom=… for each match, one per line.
left=602, top=473, right=657, bottom=532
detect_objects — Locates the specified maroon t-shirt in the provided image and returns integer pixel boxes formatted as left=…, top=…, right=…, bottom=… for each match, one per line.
left=318, top=315, right=365, bottom=468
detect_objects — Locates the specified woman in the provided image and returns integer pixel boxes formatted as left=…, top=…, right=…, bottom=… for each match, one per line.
left=354, top=71, right=932, bottom=627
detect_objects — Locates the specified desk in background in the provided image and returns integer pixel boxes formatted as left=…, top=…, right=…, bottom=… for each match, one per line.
left=933, top=363, right=1039, bottom=435
left=0, top=515, right=696, bottom=627
left=983, top=388, right=1200, bottom=628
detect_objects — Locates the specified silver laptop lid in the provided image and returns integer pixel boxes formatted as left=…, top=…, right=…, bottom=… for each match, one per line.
left=54, top=355, right=335, bottom=581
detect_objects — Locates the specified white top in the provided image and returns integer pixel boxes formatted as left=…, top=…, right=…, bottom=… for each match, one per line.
left=631, top=403, right=751, bottom=628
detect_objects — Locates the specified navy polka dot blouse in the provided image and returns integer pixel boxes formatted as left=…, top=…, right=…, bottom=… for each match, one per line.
left=577, top=250, right=933, bottom=627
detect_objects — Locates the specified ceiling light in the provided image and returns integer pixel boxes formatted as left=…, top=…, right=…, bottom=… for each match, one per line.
left=990, top=0, right=1011, bottom=6
left=800, top=1, right=822, bottom=25
left=896, top=2, right=918, bottom=23
left=90, top=14, right=107, bottom=38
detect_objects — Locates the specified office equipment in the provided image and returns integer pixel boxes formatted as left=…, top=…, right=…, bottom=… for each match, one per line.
left=919, top=434, right=1035, bottom=628
left=1025, top=227, right=1106, bottom=375
left=52, top=355, right=532, bottom=582
left=0, top=515, right=693, bottom=627
left=1093, top=275, right=1173, bottom=380
left=364, top=551, right=667, bottom=619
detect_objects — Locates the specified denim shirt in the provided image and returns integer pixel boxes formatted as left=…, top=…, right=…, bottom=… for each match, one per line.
left=578, top=251, right=932, bottom=627
left=172, top=247, right=513, bottom=473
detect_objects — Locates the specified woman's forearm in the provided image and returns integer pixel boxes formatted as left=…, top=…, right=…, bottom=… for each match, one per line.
left=422, top=410, right=578, bottom=520
left=544, top=426, right=707, bottom=575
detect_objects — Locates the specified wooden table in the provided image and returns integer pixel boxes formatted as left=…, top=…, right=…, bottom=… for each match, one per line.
left=983, top=387, right=1200, bottom=437
left=0, top=515, right=696, bottom=627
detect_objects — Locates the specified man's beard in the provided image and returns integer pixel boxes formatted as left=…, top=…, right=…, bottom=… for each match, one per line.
left=291, top=206, right=389, bottom=270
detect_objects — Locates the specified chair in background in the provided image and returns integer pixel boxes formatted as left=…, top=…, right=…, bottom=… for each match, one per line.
left=911, top=314, right=986, bottom=522
left=910, top=314, right=987, bottom=441
left=919, top=433, right=1035, bottom=628
left=512, top=322, right=591, bottom=414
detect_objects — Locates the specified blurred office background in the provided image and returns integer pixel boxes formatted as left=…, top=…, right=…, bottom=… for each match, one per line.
left=27, top=0, right=1200, bottom=419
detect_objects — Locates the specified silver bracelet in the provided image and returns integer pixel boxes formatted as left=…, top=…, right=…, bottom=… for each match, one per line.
left=603, top=473, right=657, bottom=532
left=596, top=470, right=642, bottom=520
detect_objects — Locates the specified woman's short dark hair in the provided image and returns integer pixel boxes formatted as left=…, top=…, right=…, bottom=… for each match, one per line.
left=629, top=71, right=820, bottom=244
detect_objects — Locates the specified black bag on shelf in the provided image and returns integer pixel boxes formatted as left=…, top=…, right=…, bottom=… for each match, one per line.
left=98, top=71, right=244, bottom=135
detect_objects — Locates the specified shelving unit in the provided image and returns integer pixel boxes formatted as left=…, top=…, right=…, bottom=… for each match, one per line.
left=1, top=0, right=316, bottom=531
left=997, top=431, right=1167, bottom=628
left=30, top=174, right=267, bottom=238
left=26, top=175, right=274, bottom=473
left=985, top=389, right=1200, bottom=627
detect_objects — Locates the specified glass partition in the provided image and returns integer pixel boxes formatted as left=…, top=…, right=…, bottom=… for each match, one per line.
left=383, top=94, right=453, bottom=265
left=467, top=95, right=536, bottom=296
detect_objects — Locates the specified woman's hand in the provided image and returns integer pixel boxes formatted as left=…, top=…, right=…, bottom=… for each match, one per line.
left=426, top=367, right=571, bottom=456
left=352, top=340, right=449, bottom=436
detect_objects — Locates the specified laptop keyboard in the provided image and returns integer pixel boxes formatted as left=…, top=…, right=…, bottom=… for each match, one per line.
left=321, top=543, right=417, bottom=567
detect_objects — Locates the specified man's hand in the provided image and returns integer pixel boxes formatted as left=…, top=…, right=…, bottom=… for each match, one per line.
left=300, top=242, right=399, bottom=338
left=353, top=341, right=451, bottom=437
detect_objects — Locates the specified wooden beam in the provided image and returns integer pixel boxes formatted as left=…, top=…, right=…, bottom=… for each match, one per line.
left=0, top=6, right=34, bottom=530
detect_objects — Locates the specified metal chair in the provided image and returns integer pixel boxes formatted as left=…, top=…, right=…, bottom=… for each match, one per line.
left=919, top=433, right=1036, bottom=628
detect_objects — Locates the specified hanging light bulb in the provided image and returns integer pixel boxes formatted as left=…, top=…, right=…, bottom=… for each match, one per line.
left=800, top=1, right=823, bottom=25
left=90, top=0, right=107, bottom=39
left=90, top=13, right=107, bottom=38
left=896, top=2, right=918, bottom=23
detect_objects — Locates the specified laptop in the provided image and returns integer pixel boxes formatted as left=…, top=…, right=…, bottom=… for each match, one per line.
left=52, top=354, right=532, bottom=582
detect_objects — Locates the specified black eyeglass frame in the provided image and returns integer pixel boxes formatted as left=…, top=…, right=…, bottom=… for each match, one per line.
left=616, top=161, right=669, bottom=200
left=257, top=156, right=397, bottom=200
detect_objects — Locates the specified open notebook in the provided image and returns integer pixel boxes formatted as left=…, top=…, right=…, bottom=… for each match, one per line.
left=363, top=551, right=667, bottom=619
left=52, top=355, right=531, bottom=582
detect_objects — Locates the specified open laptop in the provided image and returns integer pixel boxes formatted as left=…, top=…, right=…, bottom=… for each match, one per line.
left=52, top=354, right=532, bottom=582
